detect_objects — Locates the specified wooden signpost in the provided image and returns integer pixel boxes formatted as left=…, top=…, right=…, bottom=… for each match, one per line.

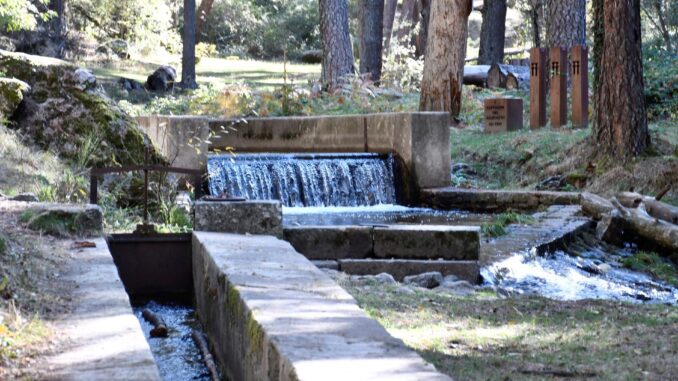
left=571, top=45, right=589, bottom=128
left=529, top=48, right=547, bottom=129
left=484, top=98, right=524, bottom=134
left=549, top=47, right=568, bottom=127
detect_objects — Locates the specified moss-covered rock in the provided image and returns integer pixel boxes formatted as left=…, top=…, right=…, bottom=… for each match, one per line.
left=0, top=49, right=164, bottom=167
left=0, top=77, right=30, bottom=118
left=20, top=203, right=103, bottom=238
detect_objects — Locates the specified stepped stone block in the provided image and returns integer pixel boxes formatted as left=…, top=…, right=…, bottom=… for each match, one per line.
left=373, top=225, right=480, bottom=260
left=284, top=225, right=372, bottom=260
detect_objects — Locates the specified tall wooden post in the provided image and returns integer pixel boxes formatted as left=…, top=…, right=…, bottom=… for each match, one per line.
left=549, top=47, right=568, bottom=127
left=571, top=45, right=588, bottom=128
left=529, top=48, right=547, bottom=129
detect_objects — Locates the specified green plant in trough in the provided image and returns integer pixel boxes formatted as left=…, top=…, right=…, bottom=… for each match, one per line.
left=622, top=251, right=678, bottom=287
left=481, top=212, right=535, bottom=237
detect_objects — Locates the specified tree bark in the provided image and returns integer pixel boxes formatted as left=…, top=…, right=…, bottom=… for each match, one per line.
left=419, top=0, right=472, bottom=115
left=414, top=0, right=431, bottom=57
left=546, top=0, right=586, bottom=50
left=593, top=0, right=649, bottom=158
left=478, top=0, right=507, bottom=65
left=359, top=0, right=384, bottom=83
left=195, top=0, right=216, bottom=42
left=320, top=0, right=355, bottom=89
left=530, top=0, right=544, bottom=48
left=383, top=0, right=398, bottom=53
left=181, top=0, right=198, bottom=89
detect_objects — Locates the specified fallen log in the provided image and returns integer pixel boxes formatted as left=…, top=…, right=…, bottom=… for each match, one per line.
left=142, top=309, right=168, bottom=338
left=192, top=330, right=220, bottom=381
left=580, top=192, right=613, bottom=220
left=597, top=198, right=678, bottom=262
left=463, top=65, right=490, bottom=87
left=487, top=64, right=530, bottom=90
left=616, top=192, right=678, bottom=225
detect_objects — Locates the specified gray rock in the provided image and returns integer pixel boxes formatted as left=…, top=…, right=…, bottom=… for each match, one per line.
left=394, top=286, right=415, bottom=295
left=350, top=272, right=397, bottom=285
left=193, top=200, right=283, bottom=238
left=118, top=77, right=145, bottom=92
left=73, top=68, right=97, bottom=91
left=146, top=66, right=177, bottom=92
left=436, top=280, right=475, bottom=296
left=21, top=203, right=103, bottom=237
left=11, top=192, right=39, bottom=202
left=0, top=78, right=30, bottom=118
left=404, top=271, right=443, bottom=289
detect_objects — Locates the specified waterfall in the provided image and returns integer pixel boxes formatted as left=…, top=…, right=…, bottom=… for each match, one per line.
left=207, top=153, right=397, bottom=207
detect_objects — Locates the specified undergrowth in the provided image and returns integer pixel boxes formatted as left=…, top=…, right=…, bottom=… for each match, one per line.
left=481, top=212, right=536, bottom=237
left=622, top=251, right=678, bottom=287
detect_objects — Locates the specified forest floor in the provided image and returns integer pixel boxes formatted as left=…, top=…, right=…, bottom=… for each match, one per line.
left=342, top=281, right=678, bottom=381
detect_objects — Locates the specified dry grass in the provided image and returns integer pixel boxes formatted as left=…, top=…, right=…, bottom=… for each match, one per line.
left=344, top=284, right=678, bottom=381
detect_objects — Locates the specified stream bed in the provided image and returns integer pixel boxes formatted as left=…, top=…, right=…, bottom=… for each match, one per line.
left=134, top=301, right=216, bottom=381
left=482, top=234, right=678, bottom=304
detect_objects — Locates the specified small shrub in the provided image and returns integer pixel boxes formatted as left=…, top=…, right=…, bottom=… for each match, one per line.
left=481, top=212, right=535, bottom=237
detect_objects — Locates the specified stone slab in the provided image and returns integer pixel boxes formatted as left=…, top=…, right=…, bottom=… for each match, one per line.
left=373, top=225, right=480, bottom=260
left=44, top=238, right=161, bottom=381
left=420, top=187, right=580, bottom=212
left=338, top=259, right=480, bottom=283
left=283, top=225, right=372, bottom=260
left=192, top=232, right=452, bottom=381
left=194, top=200, right=282, bottom=237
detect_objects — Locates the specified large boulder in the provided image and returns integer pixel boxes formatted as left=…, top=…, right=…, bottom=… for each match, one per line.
left=20, top=203, right=103, bottom=237
left=0, top=49, right=163, bottom=166
left=0, top=77, right=30, bottom=118
left=146, top=66, right=177, bottom=92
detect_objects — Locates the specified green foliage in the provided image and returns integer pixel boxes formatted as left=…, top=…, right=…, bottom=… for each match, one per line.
left=622, top=251, right=678, bottom=287
left=643, top=42, right=678, bottom=120
left=20, top=209, right=76, bottom=236
left=0, top=233, right=6, bottom=255
left=0, top=0, right=53, bottom=32
left=481, top=212, right=535, bottom=237
left=381, top=34, right=424, bottom=92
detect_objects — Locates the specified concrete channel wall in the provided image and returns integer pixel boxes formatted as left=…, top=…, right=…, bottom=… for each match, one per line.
left=136, top=113, right=452, bottom=196
left=192, top=231, right=452, bottom=381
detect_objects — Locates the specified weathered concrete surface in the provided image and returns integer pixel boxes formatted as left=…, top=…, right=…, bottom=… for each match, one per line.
left=21, top=203, right=103, bottom=237
left=480, top=205, right=594, bottom=265
left=193, top=232, right=452, bottom=381
left=137, top=113, right=452, bottom=195
left=339, top=259, right=480, bottom=283
left=373, top=225, right=480, bottom=260
left=45, top=238, right=161, bottom=381
left=194, top=200, right=283, bottom=237
left=421, top=187, right=580, bottom=212
left=284, top=225, right=372, bottom=259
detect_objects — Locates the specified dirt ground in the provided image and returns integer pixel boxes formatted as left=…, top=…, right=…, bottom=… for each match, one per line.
left=0, top=199, right=75, bottom=380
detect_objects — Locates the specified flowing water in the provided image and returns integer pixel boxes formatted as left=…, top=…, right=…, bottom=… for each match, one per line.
left=207, top=153, right=397, bottom=207
left=482, top=234, right=678, bottom=304
left=134, top=301, right=216, bottom=381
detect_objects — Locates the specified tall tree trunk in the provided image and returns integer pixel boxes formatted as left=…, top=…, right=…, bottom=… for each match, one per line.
left=478, top=0, right=507, bottom=64
left=383, top=0, right=398, bottom=53
left=419, top=0, right=472, bottom=115
left=181, top=0, right=198, bottom=89
left=530, top=0, right=544, bottom=47
left=395, top=0, right=420, bottom=43
left=594, top=0, right=649, bottom=158
left=546, top=0, right=586, bottom=49
left=359, top=0, right=384, bottom=83
left=320, top=0, right=355, bottom=89
left=414, top=0, right=431, bottom=57
left=195, top=0, right=215, bottom=42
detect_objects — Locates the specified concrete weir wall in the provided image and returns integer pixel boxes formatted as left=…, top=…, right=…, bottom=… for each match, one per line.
left=136, top=113, right=452, bottom=196
left=192, top=232, right=452, bottom=381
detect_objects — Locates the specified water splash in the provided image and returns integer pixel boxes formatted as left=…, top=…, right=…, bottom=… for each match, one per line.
left=207, top=153, right=397, bottom=207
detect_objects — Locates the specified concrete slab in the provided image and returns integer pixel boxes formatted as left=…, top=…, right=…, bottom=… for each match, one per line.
left=284, top=225, right=372, bottom=259
left=421, top=187, right=580, bottom=212
left=44, top=238, right=161, bottom=381
left=194, top=200, right=283, bottom=237
left=338, top=259, right=480, bottom=283
left=193, top=232, right=452, bottom=381
left=373, top=225, right=480, bottom=260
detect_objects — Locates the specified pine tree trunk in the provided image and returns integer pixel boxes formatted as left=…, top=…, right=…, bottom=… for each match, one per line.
left=419, top=0, right=472, bottom=115
left=359, top=0, right=385, bottom=84
left=383, top=0, right=398, bottom=52
left=414, top=0, right=431, bottom=57
left=594, top=0, right=649, bottom=158
left=478, top=0, right=507, bottom=65
left=320, top=0, right=355, bottom=89
left=546, top=0, right=586, bottom=49
left=181, top=0, right=198, bottom=89
left=195, top=0, right=216, bottom=42
left=530, top=0, right=544, bottom=48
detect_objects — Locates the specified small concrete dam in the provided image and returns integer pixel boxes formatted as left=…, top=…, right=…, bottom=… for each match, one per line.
left=74, top=112, right=676, bottom=381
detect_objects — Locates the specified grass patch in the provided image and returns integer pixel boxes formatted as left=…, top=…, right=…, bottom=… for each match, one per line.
left=622, top=251, right=678, bottom=287
left=20, top=210, right=76, bottom=237
left=344, top=284, right=678, bottom=381
left=481, top=212, right=535, bottom=237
